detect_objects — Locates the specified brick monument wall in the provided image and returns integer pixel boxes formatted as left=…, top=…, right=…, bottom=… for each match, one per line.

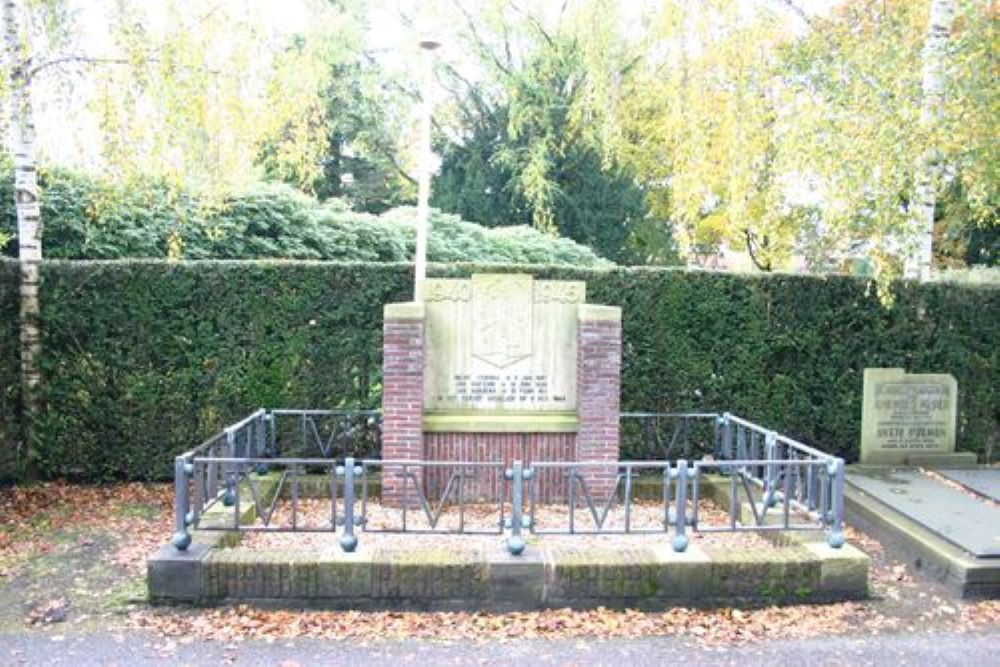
left=576, top=306, right=622, bottom=503
left=380, top=279, right=622, bottom=507
left=380, top=303, right=424, bottom=507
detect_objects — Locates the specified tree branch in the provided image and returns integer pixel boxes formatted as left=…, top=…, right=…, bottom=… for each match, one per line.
left=450, top=0, right=513, bottom=76
left=744, top=228, right=772, bottom=271
left=771, top=0, right=893, bottom=102
left=382, top=150, right=418, bottom=186
left=510, top=1, right=554, bottom=48
left=29, top=54, right=142, bottom=78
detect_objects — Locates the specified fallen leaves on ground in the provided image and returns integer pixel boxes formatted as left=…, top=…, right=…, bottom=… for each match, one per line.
left=0, top=481, right=172, bottom=575
left=26, top=598, right=69, bottom=626
left=3, top=481, right=999, bottom=646
left=127, top=599, right=999, bottom=647
left=240, top=498, right=771, bottom=552
left=922, top=469, right=999, bottom=506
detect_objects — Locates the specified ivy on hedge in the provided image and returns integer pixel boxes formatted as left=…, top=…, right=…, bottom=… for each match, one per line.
left=0, top=259, right=996, bottom=481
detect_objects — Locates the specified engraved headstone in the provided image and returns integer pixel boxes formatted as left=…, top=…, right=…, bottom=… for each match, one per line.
left=860, top=368, right=962, bottom=465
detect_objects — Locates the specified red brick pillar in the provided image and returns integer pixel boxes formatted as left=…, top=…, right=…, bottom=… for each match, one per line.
left=381, top=303, right=424, bottom=508
left=576, top=305, right=622, bottom=503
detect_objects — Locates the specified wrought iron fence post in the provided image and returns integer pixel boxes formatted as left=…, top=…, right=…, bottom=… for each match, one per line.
left=672, top=459, right=689, bottom=552
left=764, top=431, right=778, bottom=508
left=222, top=429, right=236, bottom=506
left=722, top=413, right=733, bottom=461
left=713, top=414, right=723, bottom=456
left=506, top=460, right=527, bottom=556
left=339, top=457, right=359, bottom=552
left=267, top=410, right=278, bottom=458
left=172, top=456, right=192, bottom=551
left=255, top=411, right=269, bottom=474
left=828, top=457, right=846, bottom=548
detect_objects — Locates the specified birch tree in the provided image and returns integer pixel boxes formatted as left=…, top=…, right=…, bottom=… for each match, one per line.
left=615, top=0, right=992, bottom=277
left=618, top=1, right=797, bottom=269
left=906, top=0, right=956, bottom=280
left=3, top=0, right=42, bottom=430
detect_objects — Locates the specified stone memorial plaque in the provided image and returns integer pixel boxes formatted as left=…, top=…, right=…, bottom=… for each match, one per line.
left=860, top=368, right=958, bottom=465
left=420, top=274, right=585, bottom=431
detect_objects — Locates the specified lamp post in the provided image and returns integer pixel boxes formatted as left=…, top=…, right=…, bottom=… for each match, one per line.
left=414, top=38, right=440, bottom=299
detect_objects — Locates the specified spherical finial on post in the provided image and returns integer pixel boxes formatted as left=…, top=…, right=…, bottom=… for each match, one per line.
left=507, top=535, right=526, bottom=556
left=339, top=533, right=359, bottom=553
left=827, top=531, right=845, bottom=549
left=172, top=530, right=191, bottom=551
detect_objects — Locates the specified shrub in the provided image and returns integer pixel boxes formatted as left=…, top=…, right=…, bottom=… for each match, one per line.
left=0, top=260, right=995, bottom=481
left=0, top=169, right=609, bottom=267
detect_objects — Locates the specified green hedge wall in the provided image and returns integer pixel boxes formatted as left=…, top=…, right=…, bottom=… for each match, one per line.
left=0, top=259, right=996, bottom=481
left=0, top=260, right=20, bottom=479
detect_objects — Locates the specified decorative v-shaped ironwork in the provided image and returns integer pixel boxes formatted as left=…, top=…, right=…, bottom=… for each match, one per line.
left=243, top=469, right=290, bottom=528
left=565, top=470, right=623, bottom=531
left=399, top=469, right=466, bottom=529
left=306, top=416, right=342, bottom=458
left=172, top=410, right=848, bottom=559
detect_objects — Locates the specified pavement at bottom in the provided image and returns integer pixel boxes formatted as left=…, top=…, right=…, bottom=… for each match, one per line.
left=0, top=629, right=998, bottom=666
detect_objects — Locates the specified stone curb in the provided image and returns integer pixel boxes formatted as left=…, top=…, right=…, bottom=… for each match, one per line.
left=148, top=538, right=868, bottom=609
left=844, top=482, right=999, bottom=598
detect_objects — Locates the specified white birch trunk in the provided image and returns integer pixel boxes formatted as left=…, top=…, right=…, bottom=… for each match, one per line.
left=3, top=0, right=42, bottom=429
left=905, top=0, right=956, bottom=281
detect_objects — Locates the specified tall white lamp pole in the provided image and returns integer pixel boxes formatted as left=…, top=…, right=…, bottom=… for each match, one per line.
left=414, top=38, right=440, bottom=297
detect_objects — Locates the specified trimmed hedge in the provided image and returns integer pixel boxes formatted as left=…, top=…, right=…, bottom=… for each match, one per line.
left=0, top=259, right=996, bottom=481
left=0, top=260, right=20, bottom=478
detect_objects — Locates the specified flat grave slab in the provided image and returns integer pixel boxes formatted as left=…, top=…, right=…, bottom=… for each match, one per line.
left=847, top=468, right=1000, bottom=558
left=936, top=468, right=1000, bottom=502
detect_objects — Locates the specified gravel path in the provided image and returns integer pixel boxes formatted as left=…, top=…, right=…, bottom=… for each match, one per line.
left=237, top=498, right=777, bottom=553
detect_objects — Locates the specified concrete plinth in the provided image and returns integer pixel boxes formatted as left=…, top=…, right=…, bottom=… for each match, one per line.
left=147, top=543, right=213, bottom=602
left=147, top=537, right=868, bottom=609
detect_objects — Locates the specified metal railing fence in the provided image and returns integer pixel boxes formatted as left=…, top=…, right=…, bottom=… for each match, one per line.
left=268, top=409, right=382, bottom=459
left=619, top=412, right=720, bottom=460
left=170, top=410, right=846, bottom=556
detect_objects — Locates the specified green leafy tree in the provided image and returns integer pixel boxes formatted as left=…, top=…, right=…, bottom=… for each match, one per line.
left=88, top=0, right=409, bottom=210
left=431, top=0, right=675, bottom=264
left=612, top=0, right=996, bottom=278
left=617, top=1, right=800, bottom=270
left=257, top=2, right=414, bottom=213
left=779, top=0, right=996, bottom=278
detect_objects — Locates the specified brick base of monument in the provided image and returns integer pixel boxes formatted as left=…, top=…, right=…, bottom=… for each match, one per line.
left=423, top=432, right=577, bottom=503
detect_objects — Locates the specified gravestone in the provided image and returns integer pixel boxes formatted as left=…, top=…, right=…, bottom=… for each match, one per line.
left=381, top=273, right=622, bottom=504
left=860, top=368, right=973, bottom=466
